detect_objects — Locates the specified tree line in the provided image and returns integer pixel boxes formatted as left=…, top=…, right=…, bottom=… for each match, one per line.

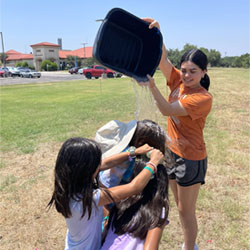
left=166, top=43, right=249, bottom=68
left=1, top=43, right=249, bottom=69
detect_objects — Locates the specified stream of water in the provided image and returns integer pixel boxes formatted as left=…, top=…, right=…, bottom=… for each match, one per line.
left=132, top=80, right=160, bottom=122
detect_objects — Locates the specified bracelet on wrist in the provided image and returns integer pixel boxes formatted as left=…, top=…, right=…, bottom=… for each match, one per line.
left=127, top=146, right=136, bottom=161
left=146, top=162, right=157, bottom=173
left=127, top=152, right=133, bottom=162
left=104, top=216, right=109, bottom=221
left=144, top=166, right=154, bottom=178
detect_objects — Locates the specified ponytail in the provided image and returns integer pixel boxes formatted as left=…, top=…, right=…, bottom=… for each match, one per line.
left=200, top=73, right=210, bottom=91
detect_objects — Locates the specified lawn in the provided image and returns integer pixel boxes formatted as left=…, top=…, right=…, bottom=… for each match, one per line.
left=0, top=68, right=249, bottom=249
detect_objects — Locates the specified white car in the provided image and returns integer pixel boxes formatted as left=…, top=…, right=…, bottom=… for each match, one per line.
left=7, top=67, right=21, bottom=76
left=20, top=69, right=41, bottom=78
left=78, top=67, right=88, bottom=74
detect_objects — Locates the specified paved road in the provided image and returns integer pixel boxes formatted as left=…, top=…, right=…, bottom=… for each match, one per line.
left=0, top=72, right=86, bottom=86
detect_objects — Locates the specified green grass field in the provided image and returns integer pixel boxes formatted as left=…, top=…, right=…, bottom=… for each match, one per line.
left=0, top=68, right=249, bottom=249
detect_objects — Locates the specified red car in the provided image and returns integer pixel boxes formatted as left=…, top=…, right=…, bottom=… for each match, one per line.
left=83, top=65, right=115, bottom=79
left=0, top=68, right=8, bottom=77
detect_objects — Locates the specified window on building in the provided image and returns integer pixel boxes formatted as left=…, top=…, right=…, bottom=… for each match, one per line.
left=49, top=50, right=54, bottom=52
left=36, top=49, right=41, bottom=52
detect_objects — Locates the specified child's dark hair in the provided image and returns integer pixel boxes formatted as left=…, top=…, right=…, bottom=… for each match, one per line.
left=130, top=119, right=166, bottom=154
left=130, top=119, right=173, bottom=167
left=180, top=49, right=210, bottom=90
left=107, top=161, right=169, bottom=240
left=47, top=137, right=102, bottom=218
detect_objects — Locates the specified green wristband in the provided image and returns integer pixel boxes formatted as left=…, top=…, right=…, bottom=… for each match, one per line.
left=144, top=166, right=154, bottom=176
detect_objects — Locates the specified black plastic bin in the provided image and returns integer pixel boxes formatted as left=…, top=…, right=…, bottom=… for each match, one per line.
left=93, top=8, right=163, bottom=82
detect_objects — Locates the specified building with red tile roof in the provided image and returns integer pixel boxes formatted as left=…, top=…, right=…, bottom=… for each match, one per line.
left=59, top=47, right=93, bottom=59
left=6, top=50, right=34, bottom=66
left=5, top=41, right=93, bottom=70
left=30, top=42, right=61, bottom=47
left=6, top=49, right=22, bottom=55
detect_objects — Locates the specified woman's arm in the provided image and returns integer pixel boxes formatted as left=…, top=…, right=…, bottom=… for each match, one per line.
left=159, top=44, right=173, bottom=82
left=142, top=18, right=173, bottom=81
left=100, top=144, right=153, bottom=171
left=98, top=149, right=163, bottom=206
left=144, top=225, right=165, bottom=250
left=146, top=75, right=188, bottom=117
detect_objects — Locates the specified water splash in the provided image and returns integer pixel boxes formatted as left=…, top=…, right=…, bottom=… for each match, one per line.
left=131, top=78, right=175, bottom=151
left=131, top=79, right=159, bottom=122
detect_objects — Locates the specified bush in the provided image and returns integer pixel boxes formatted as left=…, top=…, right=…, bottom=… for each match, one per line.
left=41, top=60, right=58, bottom=71
left=22, top=61, right=29, bottom=68
left=28, top=65, right=35, bottom=70
left=15, top=62, right=23, bottom=67
left=15, top=62, right=31, bottom=68
left=50, top=62, right=58, bottom=71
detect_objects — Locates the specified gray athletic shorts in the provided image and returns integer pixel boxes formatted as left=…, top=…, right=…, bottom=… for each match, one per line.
left=167, top=151, right=207, bottom=187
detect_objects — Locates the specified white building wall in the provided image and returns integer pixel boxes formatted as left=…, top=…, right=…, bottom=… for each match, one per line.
left=32, top=46, right=60, bottom=70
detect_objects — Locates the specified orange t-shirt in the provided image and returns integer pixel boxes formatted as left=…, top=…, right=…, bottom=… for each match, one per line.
left=167, top=67, right=212, bottom=160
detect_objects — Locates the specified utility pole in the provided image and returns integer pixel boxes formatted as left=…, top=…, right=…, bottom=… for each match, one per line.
left=0, top=32, right=6, bottom=68
left=81, top=42, right=88, bottom=59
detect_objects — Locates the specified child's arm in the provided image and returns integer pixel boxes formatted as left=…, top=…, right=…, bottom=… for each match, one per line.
left=144, top=225, right=165, bottom=250
left=100, top=144, right=153, bottom=171
left=98, top=149, right=163, bottom=206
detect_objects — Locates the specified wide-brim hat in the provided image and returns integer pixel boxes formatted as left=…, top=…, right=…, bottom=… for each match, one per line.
left=95, top=120, right=137, bottom=159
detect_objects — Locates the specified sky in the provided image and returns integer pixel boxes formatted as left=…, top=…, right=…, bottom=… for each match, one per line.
left=1, top=0, right=249, bottom=57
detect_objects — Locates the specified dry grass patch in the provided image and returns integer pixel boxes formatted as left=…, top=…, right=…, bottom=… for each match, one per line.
left=0, top=143, right=66, bottom=250
left=1, top=68, right=249, bottom=249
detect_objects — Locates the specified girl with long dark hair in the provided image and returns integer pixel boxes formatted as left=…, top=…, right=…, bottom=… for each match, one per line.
left=101, top=162, right=169, bottom=250
left=48, top=137, right=163, bottom=250
left=95, top=119, right=171, bottom=249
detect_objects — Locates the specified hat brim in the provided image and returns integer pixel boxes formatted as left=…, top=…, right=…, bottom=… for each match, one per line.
left=95, top=120, right=137, bottom=159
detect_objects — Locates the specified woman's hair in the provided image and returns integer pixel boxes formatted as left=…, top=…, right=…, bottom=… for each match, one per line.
left=47, top=137, right=102, bottom=218
left=180, top=49, right=210, bottom=90
left=107, top=161, right=169, bottom=240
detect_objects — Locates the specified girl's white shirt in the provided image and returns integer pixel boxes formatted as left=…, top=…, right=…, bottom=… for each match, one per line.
left=65, top=189, right=104, bottom=250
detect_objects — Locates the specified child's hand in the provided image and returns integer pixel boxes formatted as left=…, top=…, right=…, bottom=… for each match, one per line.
left=149, top=149, right=164, bottom=165
left=135, top=144, right=153, bottom=155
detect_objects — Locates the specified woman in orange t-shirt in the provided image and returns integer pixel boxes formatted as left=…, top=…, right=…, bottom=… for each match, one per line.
left=139, top=18, right=212, bottom=250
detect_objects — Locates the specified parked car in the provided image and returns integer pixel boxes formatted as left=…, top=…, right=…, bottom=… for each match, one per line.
left=7, top=67, right=21, bottom=77
left=20, top=69, right=41, bottom=78
left=0, top=68, right=6, bottom=77
left=1, top=67, right=11, bottom=77
left=68, top=67, right=80, bottom=74
left=0, top=67, right=9, bottom=77
left=78, top=67, right=89, bottom=74
left=114, top=72, right=123, bottom=78
left=83, top=65, right=115, bottom=79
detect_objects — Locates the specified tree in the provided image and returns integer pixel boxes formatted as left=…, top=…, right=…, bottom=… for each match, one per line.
left=220, top=57, right=233, bottom=67
left=65, top=55, right=82, bottom=68
left=208, top=49, right=221, bottom=67
left=239, top=53, right=250, bottom=68
left=15, top=62, right=23, bottom=67
left=167, top=48, right=181, bottom=68
left=22, top=61, right=29, bottom=68
left=181, top=43, right=198, bottom=54
left=81, top=57, right=99, bottom=67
